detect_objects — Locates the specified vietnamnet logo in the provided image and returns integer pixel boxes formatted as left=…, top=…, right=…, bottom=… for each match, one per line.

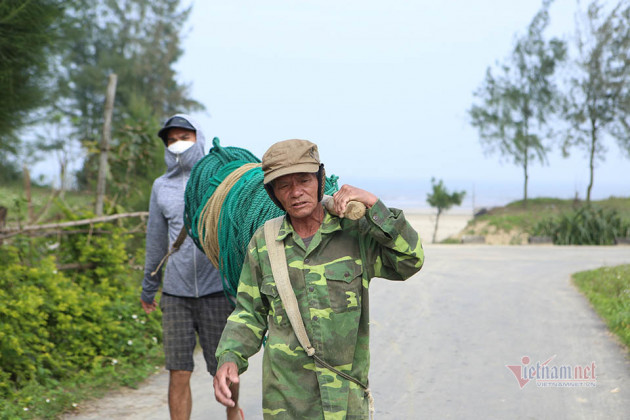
left=506, top=355, right=597, bottom=389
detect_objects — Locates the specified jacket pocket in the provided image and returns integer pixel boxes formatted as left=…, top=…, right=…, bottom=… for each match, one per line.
left=260, top=276, right=289, bottom=326
left=325, top=261, right=363, bottom=313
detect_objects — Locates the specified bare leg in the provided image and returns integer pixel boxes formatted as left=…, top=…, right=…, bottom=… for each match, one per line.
left=169, top=370, right=193, bottom=420
left=226, top=382, right=242, bottom=420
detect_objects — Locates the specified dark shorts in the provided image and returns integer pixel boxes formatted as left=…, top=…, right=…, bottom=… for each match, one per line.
left=160, top=292, right=234, bottom=375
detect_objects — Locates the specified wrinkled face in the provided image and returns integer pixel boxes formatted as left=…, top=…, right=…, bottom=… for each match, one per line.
left=272, top=172, right=319, bottom=220
left=166, top=128, right=196, bottom=146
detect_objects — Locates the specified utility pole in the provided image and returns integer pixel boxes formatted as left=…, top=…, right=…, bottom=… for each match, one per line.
left=95, top=73, right=117, bottom=216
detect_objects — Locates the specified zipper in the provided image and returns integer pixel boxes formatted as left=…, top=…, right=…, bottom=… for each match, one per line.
left=178, top=155, right=199, bottom=297
left=179, top=159, right=199, bottom=297
left=175, top=149, right=200, bottom=298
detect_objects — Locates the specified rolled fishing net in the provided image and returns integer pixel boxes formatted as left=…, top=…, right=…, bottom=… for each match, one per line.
left=184, top=137, right=339, bottom=297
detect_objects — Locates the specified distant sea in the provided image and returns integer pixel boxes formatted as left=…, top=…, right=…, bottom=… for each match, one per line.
left=342, top=176, right=630, bottom=214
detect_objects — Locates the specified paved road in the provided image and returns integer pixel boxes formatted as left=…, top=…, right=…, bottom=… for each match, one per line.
left=65, top=245, right=630, bottom=419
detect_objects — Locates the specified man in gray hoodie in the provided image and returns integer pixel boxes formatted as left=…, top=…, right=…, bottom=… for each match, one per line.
left=141, top=114, right=234, bottom=420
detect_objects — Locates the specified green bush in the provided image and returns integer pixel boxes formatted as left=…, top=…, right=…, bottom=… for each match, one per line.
left=532, top=206, right=630, bottom=245
left=0, top=222, right=162, bottom=419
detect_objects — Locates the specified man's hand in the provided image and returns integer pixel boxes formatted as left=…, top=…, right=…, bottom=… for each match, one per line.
left=213, top=362, right=240, bottom=407
left=332, top=184, right=378, bottom=217
left=141, top=299, right=157, bottom=314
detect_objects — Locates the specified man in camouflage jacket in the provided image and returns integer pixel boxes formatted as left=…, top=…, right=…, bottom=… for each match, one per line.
left=214, top=139, right=424, bottom=420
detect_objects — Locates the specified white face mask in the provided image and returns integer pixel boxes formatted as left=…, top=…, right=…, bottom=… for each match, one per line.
left=167, top=140, right=195, bottom=154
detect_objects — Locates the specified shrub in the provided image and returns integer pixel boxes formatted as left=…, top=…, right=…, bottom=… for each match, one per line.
left=531, top=206, right=630, bottom=245
left=0, top=221, right=162, bottom=418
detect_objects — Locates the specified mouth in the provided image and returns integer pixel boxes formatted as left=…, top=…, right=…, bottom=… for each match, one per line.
left=291, top=201, right=308, bottom=209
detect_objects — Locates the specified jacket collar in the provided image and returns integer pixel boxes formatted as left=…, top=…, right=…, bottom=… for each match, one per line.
left=276, top=205, right=342, bottom=241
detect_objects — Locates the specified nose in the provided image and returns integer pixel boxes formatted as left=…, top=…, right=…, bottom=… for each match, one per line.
left=286, top=180, right=305, bottom=198
left=288, top=184, right=302, bottom=198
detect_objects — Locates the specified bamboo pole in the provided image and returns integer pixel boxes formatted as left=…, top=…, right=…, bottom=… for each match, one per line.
left=0, top=211, right=148, bottom=235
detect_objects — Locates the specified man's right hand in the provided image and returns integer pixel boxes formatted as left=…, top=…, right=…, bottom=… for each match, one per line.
left=213, top=362, right=240, bottom=407
left=141, top=299, right=157, bottom=314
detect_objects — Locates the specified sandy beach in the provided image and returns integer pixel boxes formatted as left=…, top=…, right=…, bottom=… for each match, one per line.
left=403, top=208, right=473, bottom=243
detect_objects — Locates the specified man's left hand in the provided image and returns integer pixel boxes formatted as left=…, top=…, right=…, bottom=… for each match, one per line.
left=332, top=184, right=378, bottom=217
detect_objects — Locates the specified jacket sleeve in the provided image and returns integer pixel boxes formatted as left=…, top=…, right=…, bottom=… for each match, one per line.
left=361, top=199, right=424, bottom=281
left=141, top=182, right=169, bottom=304
left=216, top=233, right=269, bottom=374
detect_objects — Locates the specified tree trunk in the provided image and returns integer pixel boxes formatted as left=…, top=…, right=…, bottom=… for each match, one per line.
left=586, top=119, right=597, bottom=203
left=59, top=154, right=67, bottom=199
left=522, top=150, right=529, bottom=208
left=522, top=104, right=530, bottom=208
left=432, top=209, right=442, bottom=243
left=95, top=73, right=117, bottom=216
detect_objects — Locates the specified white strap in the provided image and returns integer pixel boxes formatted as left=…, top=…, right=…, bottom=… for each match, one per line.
left=264, top=216, right=315, bottom=357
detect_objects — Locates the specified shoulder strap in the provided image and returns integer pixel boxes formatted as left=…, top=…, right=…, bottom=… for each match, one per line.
left=264, top=216, right=315, bottom=357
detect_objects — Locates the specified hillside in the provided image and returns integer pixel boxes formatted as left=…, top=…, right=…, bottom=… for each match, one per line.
left=451, top=197, right=630, bottom=245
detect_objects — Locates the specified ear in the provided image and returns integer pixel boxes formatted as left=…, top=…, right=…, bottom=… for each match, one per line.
left=265, top=183, right=285, bottom=211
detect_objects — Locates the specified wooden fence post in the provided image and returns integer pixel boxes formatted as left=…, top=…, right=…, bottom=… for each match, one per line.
left=95, top=73, right=117, bottom=216
left=22, top=165, right=34, bottom=223
left=0, top=206, right=6, bottom=245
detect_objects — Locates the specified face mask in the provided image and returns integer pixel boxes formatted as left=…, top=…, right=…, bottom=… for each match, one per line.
left=167, top=141, right=195, bottom=154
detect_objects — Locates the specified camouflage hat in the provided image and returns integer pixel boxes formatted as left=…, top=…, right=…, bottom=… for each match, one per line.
left=262, top=139, right=320, bottom=184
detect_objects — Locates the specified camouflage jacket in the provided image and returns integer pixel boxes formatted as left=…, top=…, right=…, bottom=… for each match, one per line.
left=216, top=200, right=424, bottom=419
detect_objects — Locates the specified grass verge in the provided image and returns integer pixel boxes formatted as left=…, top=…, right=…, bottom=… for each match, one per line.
left=572, top=264, right=630, bottom=351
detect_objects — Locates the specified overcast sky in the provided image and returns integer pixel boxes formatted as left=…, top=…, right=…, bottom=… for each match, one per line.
left=173, top=0, right=628, bottom=208
left=34, top=0, right=627, bottom=209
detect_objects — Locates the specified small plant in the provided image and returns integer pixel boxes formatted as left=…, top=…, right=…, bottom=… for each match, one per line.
left=426, top=178, right=466, bottom=243
left=532, top=206, right=630, bottom=245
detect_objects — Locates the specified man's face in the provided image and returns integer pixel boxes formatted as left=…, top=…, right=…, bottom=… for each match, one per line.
left=166, top=128, right=196, bottom=146
left=272, top=172, right=319, bottom=221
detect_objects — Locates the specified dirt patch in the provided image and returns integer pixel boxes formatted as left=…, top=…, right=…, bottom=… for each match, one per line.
left=452, top=220, right=529, bottom=245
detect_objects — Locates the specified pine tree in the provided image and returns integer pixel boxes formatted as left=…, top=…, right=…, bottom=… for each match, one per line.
left=469, top=1, right=566, bottom=206
left=0, top=0, right=64, bottom=179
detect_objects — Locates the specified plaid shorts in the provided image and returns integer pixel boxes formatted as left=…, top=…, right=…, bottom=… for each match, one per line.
left=160, top=292, right=234, bottom=375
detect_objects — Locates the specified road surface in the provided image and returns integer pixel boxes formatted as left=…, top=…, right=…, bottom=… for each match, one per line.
left=65, top=245, right=630, bottom=419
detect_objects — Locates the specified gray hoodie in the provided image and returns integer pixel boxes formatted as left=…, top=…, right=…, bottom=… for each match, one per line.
left=141, top=114, right=223, bottom=303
